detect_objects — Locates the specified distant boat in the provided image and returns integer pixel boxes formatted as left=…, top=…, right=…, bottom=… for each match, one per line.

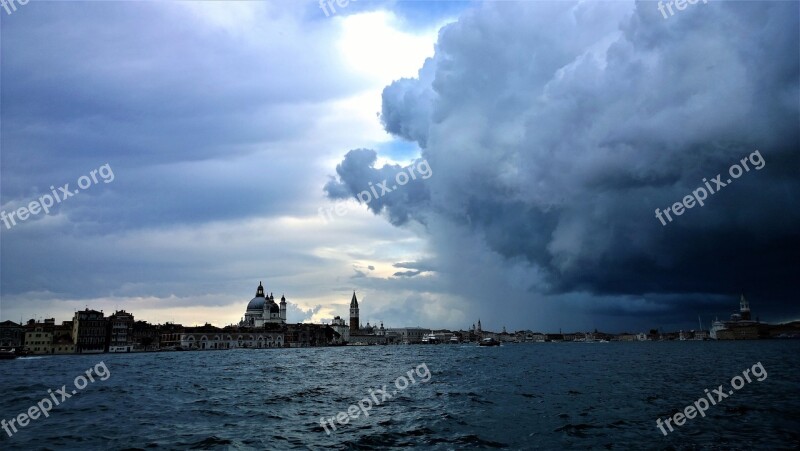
left=479, top=337, right=501, bottom=347
left=422, top=333, right=439, bottom=344
left=0, top=348, right=18, bottom=360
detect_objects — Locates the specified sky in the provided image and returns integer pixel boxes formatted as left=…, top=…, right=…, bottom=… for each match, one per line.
left=1, top=0, right=798, bottom=334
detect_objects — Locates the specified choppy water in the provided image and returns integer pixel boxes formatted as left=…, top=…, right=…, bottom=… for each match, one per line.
left=0, top=341, right=798, bottom=450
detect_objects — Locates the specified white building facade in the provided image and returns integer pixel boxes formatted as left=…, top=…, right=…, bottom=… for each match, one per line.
left=180, top=331, right=284, bottom=350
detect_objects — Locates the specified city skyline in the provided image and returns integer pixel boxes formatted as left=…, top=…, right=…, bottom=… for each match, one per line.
left=0, top=282, right=783, bottom=336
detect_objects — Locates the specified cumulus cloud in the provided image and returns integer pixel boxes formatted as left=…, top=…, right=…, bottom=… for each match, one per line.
left=326, top=0, right=800, bottom=329
left=324, top=149, right=432, bottom=225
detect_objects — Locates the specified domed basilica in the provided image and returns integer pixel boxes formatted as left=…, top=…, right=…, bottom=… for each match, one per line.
left=239, top=281, right=287, bottom=327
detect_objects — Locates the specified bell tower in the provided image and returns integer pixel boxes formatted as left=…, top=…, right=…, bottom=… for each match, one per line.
left=739, top=294, right=751, bottom=321
left=349, top=291, right=359, bottom=333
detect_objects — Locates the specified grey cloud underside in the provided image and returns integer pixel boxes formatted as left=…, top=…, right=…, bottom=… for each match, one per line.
left=393, top=270, right=422, bottom=278
left=326, top=1, right=800, bottom=318
left=390, top=261, right=434, bottom=278
left=393, top=261, right=435, bottom=272
left=324, top=149, right=432, bottom=225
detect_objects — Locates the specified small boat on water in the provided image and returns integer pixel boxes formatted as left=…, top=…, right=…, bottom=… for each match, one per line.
left=479, top=337, right=501, bottom=347
left=0, top=348, right=18, bottom=360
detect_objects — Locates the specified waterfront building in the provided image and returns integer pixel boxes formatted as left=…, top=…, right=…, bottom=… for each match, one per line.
left=0, top=320, right=25, bottom=348
left=107, top=310, right=135, bottom=352
left=239, top=281, right=287, bottom=328
left=384, top=329, right=402, bottom=344
left=180, top=323, right=225, bottom=349
left=385, top=327, right=430, bottom=344
left=180, top=323, right=284, bottom=350
left=285, top=323, right=337, bottom=347
left=24, top=321, right=54, bottom=354
left=330, top=316, right=349, bottom=344
left=348, top=333, right=389, bottom=345
left=73, top=309, right=106, bottom=353
left=132, top=321, right=160, bottom=351
left=530, top=332, right=546, bottom=342
left=715, top=324, right=762, bottom=340
left=159, top=322, right=185, bottom=349
left=53, top=321, right=75, bottom=354
left=498, top=331, right=515, bottom=343
left=711, top=294, right=765, bottom=340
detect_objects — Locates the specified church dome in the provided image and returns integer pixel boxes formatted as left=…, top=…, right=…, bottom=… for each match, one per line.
left=268, top=302, right=280, bottom=314
left=247, top=297, right=266, bottom=311
left=247, top=281, right=267, bottom=311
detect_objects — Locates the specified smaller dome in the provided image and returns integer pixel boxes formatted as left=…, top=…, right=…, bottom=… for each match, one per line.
left=269, top=303, right=280, bottom=314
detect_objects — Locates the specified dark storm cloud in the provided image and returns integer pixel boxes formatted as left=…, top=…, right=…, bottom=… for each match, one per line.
left=326, top=1, right=800, bottom=326
left=380, top=59, right=437, bottom=148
